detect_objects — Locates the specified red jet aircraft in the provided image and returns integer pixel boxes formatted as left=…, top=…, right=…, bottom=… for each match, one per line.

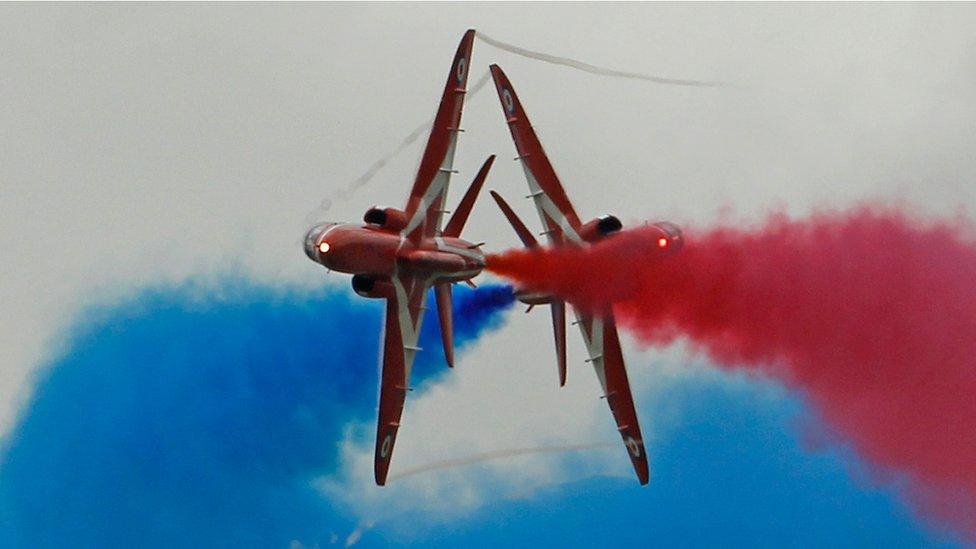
left=303, top=30, right=493, bottom=486
left=487, top=64, right=684, bottom=485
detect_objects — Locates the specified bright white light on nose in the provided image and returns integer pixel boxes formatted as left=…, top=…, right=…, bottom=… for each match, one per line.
left=318, top=242, right=331, bottom=254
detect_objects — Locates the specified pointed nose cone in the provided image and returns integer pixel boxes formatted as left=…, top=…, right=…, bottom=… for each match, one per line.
left=654, top=221, right=684, bottom=253
left=303, top=223, right=334, bottom=263
left=303, top=226, right=321, bottom=262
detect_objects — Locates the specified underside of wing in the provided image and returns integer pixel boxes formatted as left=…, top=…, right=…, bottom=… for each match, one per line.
left=374, top=274, right=429, bottom=485
left=489, top=64, right=583, bottom=247
left=402, top=30, right=476, bottom=244
left=574, top=309, right=649, bottom=485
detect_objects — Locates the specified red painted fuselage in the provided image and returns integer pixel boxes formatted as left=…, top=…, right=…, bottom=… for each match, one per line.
left=304, top=222, right=485, bottom=283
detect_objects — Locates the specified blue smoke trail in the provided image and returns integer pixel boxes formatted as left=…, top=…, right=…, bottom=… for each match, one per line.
left=0, top=280, right=515, bottom=548
left=385, top=374, right=956, bottom=549
left=413, top=284, right=515, bottom=382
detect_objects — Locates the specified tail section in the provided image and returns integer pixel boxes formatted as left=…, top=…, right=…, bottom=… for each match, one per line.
left=490, top=190, right=567, bottom=386
left=436, top=155, right=494, bottom=367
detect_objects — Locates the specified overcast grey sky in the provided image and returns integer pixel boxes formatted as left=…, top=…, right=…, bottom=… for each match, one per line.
left=2, top=2, right=975, bottom=447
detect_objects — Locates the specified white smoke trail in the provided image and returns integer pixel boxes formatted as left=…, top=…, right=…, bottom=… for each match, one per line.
left=387, top=442, right=615, bottom=482
left=308, top=32, right=725, bottom=221
left=305, top=72, right=492, bottom=223
left=476, top=31, right=726, bottom=88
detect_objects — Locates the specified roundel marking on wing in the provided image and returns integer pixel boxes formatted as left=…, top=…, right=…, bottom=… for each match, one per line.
left=625, top=436, right=641, bottom=458
left=502, top=89, right=515, bottom=114
left=456, top=57, right=467, bottom=83
left=380, top=433, right=393, bottom=459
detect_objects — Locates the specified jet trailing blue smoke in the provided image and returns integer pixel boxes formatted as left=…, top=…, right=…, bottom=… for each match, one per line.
left=0, top=280, right=515, bottom=548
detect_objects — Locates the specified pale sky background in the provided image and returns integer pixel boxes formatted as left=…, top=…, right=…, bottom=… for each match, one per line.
left=2, top=4, right=976, bottom=524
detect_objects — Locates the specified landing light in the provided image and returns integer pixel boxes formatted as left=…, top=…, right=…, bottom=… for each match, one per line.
left=319, top=242, right=331, bottom=254
left=657, top=237, right=669, bottom=248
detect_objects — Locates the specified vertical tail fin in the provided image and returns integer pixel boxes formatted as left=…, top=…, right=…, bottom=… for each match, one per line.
left=551, top=299, right=567, bottom=386
left=437, top=155, right=494, bottom=367
left=444, top=155, right=495, bottom=238
left=435, top=282, right=454, bottom=367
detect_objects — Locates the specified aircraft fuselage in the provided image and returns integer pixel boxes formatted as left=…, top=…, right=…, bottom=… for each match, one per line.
left=304, top=222, right=485, bottom=283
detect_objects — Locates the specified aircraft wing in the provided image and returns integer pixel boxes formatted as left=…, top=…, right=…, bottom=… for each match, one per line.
left=402, top=30, right=476, bottom=244
left=374, top=273, right=429, bottom=485
left=490, top=64, right=649, bottom=484
left=575, top=309, right=650, bottom=485
left=489, top=64, right=583, bottom=246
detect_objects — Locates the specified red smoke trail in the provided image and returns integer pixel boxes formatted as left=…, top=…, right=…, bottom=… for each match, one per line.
left=487, top=206, right=976, bottom=540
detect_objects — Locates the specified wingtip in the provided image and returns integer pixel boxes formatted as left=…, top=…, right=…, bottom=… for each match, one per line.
left=636, top=454, right=650, bottom=486
left=457, top=29, right=476, bottom=58
left=374, top=466, right=388, bottom=486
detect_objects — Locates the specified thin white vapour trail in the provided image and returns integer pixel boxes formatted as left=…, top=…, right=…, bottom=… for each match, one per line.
left=308, top=32, right=726, bottom=223
left=305, top=72, right=493, bottom=223
left=387, top=442, right=615, bottom=482
left=476, top=31, right=727, bottom=88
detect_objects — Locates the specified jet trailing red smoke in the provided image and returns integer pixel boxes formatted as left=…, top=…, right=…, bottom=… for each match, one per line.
left=487, top=206, right=976, bottom=540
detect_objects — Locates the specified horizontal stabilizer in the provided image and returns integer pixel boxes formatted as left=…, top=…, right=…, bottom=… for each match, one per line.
left=489, top=190, right=539, bottom=248
left=444, top=155, right=495, bottom=238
